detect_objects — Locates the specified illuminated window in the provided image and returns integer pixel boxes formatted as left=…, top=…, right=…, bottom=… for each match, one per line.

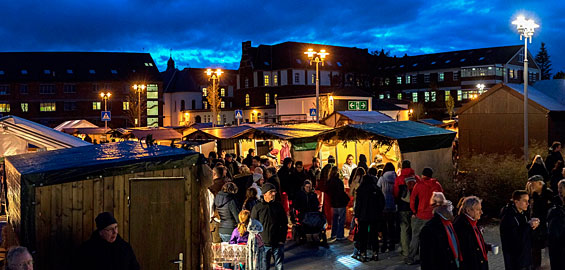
left=92, top=102, right=101, bottom=110
left=265, top=93, right=270, bottom=105
left=220, top=88, right=225, bottom=97
left=245, top=94, right=250, bottom=106
left=217, top=114, right=221, bottom=123
left=425, top=92, right=430, bottom=102
left=311, top=74, right=315, bottom=84
left=445, top=90, right=451, bottom=101
left=264, top=75, right=270, bottom=86
left=509, top=69, right=515, bottom=79
left=385, top=78, right=390, bottom=85
left=146, top=84, right=158, bottom=99
left=221, top=101, right=225, bottom=108
left=203, top=87, right=207, bottom=97
left=397, top=76, right=402, bottom=84
left=431, top=91, right=437, bottom=102
left=294, top=73, right=300, bottom=83
left=412, top=92, right=418, bottom=102
left=40, top=102, right=56, bottom=112
left=379, top=94, right=384, bottom=99
left=274, top=94, right=278, bottom=105
left=203, top=101, right=208, bottom=109
left=123, top=102, right=130, bottom=110
left=457, top=90, right=462, bottom=101
left=406, top=75, right=411, bottom=84
left=274, top=74, right=278, bottom=85
left=0, top=103, right=10, bottom=112
left=397, top=93, right=402, bottom=100
left=21, top=103, right=28, bottom=112
left=386, top=93, right=391, bottom=99
left=439, top=72, right=445, bottom=82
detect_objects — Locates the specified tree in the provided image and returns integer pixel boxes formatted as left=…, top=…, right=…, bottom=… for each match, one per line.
left=554, top=71, right=565, bottom=79
left=125, top=90, right=146, bottom=127
left=535, top=42, right=552, bottom=80
left=206, top=80, right=222, bottom=126
left=445, top=95, right=455, bottom=119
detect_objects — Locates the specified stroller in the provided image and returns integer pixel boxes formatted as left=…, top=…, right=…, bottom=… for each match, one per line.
left=291, top=210, right=327, bottom=245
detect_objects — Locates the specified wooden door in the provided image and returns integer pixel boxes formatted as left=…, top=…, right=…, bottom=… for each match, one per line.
left=129, top=177, right=186, bottom=270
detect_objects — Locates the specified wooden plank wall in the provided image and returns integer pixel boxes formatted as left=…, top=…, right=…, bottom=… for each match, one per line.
left=33, top=167, right=196, bottom=270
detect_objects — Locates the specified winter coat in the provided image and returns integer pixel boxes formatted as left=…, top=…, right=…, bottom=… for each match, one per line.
left=547, top=202, right=565, bottom=270
left=527, top=163, right=549, bottom=181
left=233, top=173, right=253, bottom=206
left=377, top=171, right=397, bottom=212
left=420, top=214, right=461, bottom=270
left=243, top=154, right=254, bottom=168
left=529, top=187, right=554, bottom=249
left=410, top=176, right=443, bottom=220
left=354, top=175, right=385, bottom=222
left=453, top=215, right=489, bottom=270
left=225, top=160, right=239, bottom=178
left=244, top=197, right=259, bottom=212
left=326, top=175, right=350, bottom=208
left=77, top=232, right=140, bottom=270
left=394, top=168, right=420, bottom=212
left=250, top=199, right=287, bottom=246
left=545, top=150, right=563, bottom=176
left=307, top=166, right=321, bottom=188
left=266, top=175, right=282, bottom=202
left=215, top=191, right=241, bottom=235
left=246, top=219, right=266, bottom=270
left=293, top=188, right=320, bottom=218
left=278, top=166, right=294, bottom=195
left=499, top=203, right=533, bottom=270
left=230, top=227, right=249, bottom=244
left=289, top=169, right=309, bottom=200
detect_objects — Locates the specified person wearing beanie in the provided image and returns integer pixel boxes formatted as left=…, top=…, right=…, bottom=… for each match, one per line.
left=405, top=167, right=443, bottom=265
left=251, top=181, right=287, bottom=269
left=76, top=212, right=140, bottom=270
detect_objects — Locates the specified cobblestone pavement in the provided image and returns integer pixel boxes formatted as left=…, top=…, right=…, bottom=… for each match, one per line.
left=281, top=224, right=551, bottom=270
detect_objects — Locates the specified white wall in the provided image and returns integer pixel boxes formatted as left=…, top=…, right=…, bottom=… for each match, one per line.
left=163, top=92, right=203, bottom=126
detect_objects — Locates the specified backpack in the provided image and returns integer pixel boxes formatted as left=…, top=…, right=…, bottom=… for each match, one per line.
left=400, top=176, right=416, bottom=203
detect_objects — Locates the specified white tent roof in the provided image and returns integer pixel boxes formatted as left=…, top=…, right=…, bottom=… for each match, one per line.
left=54, top=119, right=98, bottom=131
left=0, top=116, right=91, bottom=155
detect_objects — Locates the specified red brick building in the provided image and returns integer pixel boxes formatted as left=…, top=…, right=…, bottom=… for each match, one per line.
left=0, top=52, right=163, bottom=128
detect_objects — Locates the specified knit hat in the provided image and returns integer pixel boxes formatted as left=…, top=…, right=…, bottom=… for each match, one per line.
left=528, top=175, right=544, bottom=182
left=95, top=212, right=117, bottom=230
left=261, top=183, right=276, bottom=194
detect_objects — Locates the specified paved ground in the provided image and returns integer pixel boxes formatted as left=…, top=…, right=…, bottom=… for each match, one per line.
left=281, top=225, right=551, bottom=270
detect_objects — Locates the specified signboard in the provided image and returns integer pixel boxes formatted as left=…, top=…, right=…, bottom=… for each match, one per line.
left=347, top=100, right=368, bottom=111
left=235, top=110, right=243, bottom=119
left=101, top=111, right=111, bottom=121
left=309, top=108, right=317, bottom=117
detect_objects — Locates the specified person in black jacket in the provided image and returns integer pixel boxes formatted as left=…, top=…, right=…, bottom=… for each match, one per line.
left=453, top=196, right=489, bottom=270
left=326, top=166, right=350, bottom=242
left=77, top=212, right=140, bottom=270
left=547, top=179, right=565, bottom=270
left=420, top=199, right=462, bottom=270
left=526, top=175, right=554, bottom=269
left=527, top=155, right=549, bottom=181
left=214, top=182, right=241, bottom=242
left=278, top=157, right=294, bottom=199
left=225, top=154, right=239, bottom=178
left=354, top=173, right=385, bottom=261
left=308, top=157, right=321, bottom=188
left=265, top=167, right=282, bottom=202
left=500, top=190, right=539, bottom=270
left=242, top=148, right=255, bottom=168
left=251, top=183, right=288, bottom=270
left=545, top=141, right=563, bottom=177
left=290, top=161, right=309, bottom=200
left=549, top=160, right=564, bottom=196
left=293, top=180, right=320, bottom=220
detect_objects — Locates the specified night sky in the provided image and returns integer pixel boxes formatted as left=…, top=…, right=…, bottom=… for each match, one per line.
left=2, top=0, right=564, bottom=74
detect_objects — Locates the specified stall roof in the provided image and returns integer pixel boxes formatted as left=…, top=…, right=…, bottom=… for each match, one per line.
left=187, top=125, right=255, bottom=140
left=128, top=127, right=183, bottom=141
left=62, top=127, right=109, bottom=135
left=5, top=141, right=197, bottom=186
left=253, top=123, right=333, bottom=140
left=417, top=118, right=444, bottom=126
left=353, top=121, right=455, bottom=140
left=54, top=119, right=98, bottom=131
left=335, top=111, right=394, bottom=123
left=0, top=116, right=91, bottom=151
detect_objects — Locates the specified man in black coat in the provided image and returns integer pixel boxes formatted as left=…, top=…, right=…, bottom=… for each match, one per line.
left=548, top=179, right=565, bottom=270
left=77, top=212, right=140, bottom=270
left=526, top=175, right=554, bottom=269
left=265, top=167, right=282, bottom=202
left=293, top=180, right=320, bottom=220
left=290, top=161, right=309, bottom=200
left=251, top=183, right=288, bottom=270
left=354, top=174, right=385, bottom=261
left=453, top=196, right=489, bottom=270
left=500, top=190, right=539, bottom=270
left=420, top=199, right=462, bottom=270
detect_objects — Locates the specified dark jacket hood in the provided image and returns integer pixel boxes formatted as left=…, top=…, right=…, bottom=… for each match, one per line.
left=214, top=191, right=233, bottom=208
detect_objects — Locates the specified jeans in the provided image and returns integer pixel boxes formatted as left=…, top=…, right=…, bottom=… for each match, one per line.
left=264, top=245, right=284, bottom=270
left=381, top=212, right=396, bottom=250
left=398, top=211, right=412, bottom=256
left=331, top=207, right=346, bottom=239
left=406, top=217, right=427, bottom=262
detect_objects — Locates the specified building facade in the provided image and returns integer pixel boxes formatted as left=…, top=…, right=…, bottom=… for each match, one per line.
left=0, top=52, right=163, bottom=128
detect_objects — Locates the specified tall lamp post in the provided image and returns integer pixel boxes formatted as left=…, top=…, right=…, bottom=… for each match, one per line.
left=132, top=84, right=146, bottom=127
left=512, top=15, right=539, bottom=162
left=206, top=68, right=223, bottom=127
left=304, top=48, right=329, bottom=123
left=100, top=92, right=111, bottom=131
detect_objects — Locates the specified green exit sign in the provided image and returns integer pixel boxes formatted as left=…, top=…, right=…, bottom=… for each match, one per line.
left=348, top=100, right=368, bottom=111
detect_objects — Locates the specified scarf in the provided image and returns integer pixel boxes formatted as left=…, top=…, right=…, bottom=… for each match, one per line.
left=465, top=215, right=488, bottom=261
left=439, top=214, right=462, bottom=267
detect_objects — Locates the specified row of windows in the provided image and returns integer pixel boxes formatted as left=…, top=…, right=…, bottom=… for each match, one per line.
left=390, top=72, right=458, bottom=86
left=378, top=89, right=487, bottom=103
left=0, top=102, right=131, bottom=112
left=243, top=93, right=278, bottom=107
left=0, top=69, right=125, bottom=76
left=0, top=83, right=129, bottom=95
left=202, top=87, right=227, bottom=97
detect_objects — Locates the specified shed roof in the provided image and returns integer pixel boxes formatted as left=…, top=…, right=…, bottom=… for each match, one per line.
left=128, top=127, right=183, bottom=141
left=352, top=121, right=456, bottom=140
left=253, top=123, right=333, bottom=140
left=54, top=119, right=98, bottom=131
left=195, top=125, right=255, bottom=140
left=5, top=141, right=196, bottom=186
left=333, top=111, right=394, bottom=124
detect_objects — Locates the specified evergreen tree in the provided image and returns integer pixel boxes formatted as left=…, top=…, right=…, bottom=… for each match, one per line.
left=554, top=71, right=565, bottom=79
left=535, top=42, right=552, bottom=80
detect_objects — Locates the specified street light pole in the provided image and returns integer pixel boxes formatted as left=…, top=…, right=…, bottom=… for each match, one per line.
left=132, top=84, right=146, bottom=127
left=206, top=68, right=223, bottom=127
left=305, top=49, right=329, bottom=123
left=100, top=92, right=111, bottom=131
left=513, top=15, right=539, bottom=162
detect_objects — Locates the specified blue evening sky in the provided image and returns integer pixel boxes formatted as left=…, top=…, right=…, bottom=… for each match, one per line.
left=1, top=0, right=563, bottom=74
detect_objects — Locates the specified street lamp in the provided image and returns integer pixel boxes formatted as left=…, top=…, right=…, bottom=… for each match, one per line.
left=476, top=83, right=485, bottom=94
left=100, top=92, right=111, bottom=131
left=132, top=84, right=146, bottom=127
left=206, top=68, right=223, bottom=127
left=512, top=15, right=539, bottom=162
left=304, top=48, right=329, bottom=123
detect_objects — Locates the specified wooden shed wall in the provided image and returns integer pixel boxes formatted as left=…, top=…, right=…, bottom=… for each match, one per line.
left=459, top=89, right=548, bottom=156
left=32, top=166, right=200, bottom=270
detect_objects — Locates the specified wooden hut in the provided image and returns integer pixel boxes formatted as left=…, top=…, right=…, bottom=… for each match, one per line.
left=4, top=141, right=205, bottom=270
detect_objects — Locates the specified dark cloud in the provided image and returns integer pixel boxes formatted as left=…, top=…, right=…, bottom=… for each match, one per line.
left=0, top=0, right=563, bottom=72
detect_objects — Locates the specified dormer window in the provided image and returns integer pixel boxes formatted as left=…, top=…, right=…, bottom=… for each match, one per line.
left=445, top=60, right=451, bottom=63
left=111, top=69, right=118, bottom=74
left=412, top=63, right=418, bottom=67
left=264, top=61, right=270, bottom=66
left=0, top=70, right=4, bottom=75
left=460, top=58, right=466, bottom=62
left=89, top=69, right=96, bottom=74
left=67, top=69, right=73, bottom=74
left=337, top=62, right=342, bottom=67
left=479, top=56, right=485, bottom=61
left=44, top=69, right=51, bottom=74
left=296, top=59, right=302, bottom=64
left=431, top=61, right=436, bottom=65
left=21, top=70, right=28, bottom=75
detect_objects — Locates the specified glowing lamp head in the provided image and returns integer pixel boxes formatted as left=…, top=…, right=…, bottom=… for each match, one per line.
left=304, top=48, right=316, bottom=59
left=318, top=49, right=329, bottom=60
left=206, top=68, right=213, bottom=76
